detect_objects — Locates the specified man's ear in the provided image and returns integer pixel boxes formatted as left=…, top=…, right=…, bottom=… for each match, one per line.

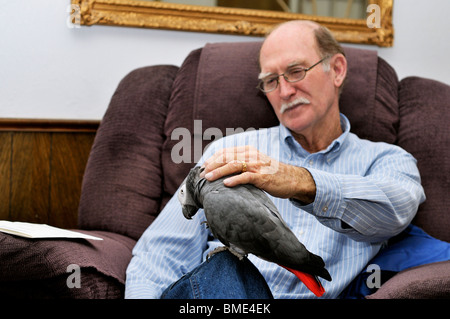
left=331, top=54, right=347, bottom=89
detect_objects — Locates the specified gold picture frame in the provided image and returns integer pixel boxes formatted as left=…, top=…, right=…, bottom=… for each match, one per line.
left=71, top=0, right=393, bottom=47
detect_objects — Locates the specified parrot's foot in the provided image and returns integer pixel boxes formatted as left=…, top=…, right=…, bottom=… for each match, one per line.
left=206, top=246, right=229, bottom=261
left=228, top=247, right=247, bottom=261
left=206, top=246, right=247, bottom=262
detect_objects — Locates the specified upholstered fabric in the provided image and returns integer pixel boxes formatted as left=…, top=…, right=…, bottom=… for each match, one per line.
left=396, top=76, right=450, bottom=242
left=161, top=48, right=203, bottom=203
left=0, top=230, right=134, bottom=298
left=339, top=47, right=399, bottom=144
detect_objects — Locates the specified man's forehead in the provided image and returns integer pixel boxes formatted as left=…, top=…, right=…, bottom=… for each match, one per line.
left=260, top=40, right=317, bottom=70
left=260, top=22, right=318, bottom=60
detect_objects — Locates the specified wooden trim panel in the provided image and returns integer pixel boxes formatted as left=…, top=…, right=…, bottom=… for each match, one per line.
left=0, top=120, right=99, bottom=229
left=0, top=119, right=100, bottom=132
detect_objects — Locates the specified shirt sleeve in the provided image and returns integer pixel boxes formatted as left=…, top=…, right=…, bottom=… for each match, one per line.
left=291, top=148, right=426, bottom=243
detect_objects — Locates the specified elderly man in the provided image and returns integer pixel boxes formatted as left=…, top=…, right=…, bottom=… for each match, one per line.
left=125, top=20, right=425, bottom=299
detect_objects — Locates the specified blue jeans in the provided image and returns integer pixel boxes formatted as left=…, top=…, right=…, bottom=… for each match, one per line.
left=160, top=251, right=273, bottom=299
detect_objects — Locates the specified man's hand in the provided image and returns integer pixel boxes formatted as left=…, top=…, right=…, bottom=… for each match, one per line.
left=201, top=146, right=316, bottom=204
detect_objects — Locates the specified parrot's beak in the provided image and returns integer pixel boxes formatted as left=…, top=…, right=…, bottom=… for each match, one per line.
left=182, top=205, right=199, bottom=220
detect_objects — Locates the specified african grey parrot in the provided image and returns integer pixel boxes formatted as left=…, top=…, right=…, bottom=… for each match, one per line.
left=177, top=166, right=332, bottom=297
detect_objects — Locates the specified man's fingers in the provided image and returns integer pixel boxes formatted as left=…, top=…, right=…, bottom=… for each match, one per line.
left=203, top=146, right=257, bottom=174
left=223, top=172, right=253, bottom=187
left=204, top=160, right=247, bottom=181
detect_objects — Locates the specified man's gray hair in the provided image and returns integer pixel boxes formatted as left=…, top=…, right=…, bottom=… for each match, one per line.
left=313, top=24, right=346, bottom=73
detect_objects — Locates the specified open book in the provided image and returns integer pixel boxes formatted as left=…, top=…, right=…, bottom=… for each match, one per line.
left=0, top=220, right=103, bottom=240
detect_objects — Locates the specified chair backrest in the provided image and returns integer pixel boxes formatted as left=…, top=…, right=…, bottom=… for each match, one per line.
left=162, top=42, right=399, bottom=196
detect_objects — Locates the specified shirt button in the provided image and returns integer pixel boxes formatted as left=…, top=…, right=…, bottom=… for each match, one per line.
left=322, top=205, right=329, bottom=212
left=309, top=160, right=314, bottom=165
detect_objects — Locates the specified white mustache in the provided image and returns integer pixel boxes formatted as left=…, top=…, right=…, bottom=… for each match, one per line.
left=280, top=97, right=311, bottom=114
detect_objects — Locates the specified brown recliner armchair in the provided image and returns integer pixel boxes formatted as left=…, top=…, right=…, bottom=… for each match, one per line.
left=1, top=41, right=449, bottom=298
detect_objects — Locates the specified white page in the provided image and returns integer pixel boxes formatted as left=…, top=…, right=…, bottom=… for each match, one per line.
left=0, top=221, right=103, bottom=240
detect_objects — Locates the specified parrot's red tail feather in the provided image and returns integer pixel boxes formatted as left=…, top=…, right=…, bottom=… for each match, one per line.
left=280, top=265, right=325, bottom=297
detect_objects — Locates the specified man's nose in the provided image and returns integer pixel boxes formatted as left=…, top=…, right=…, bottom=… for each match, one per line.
left=278, top=76, right=296, bottom=99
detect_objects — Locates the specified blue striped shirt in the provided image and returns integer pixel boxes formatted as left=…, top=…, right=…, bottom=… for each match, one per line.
left=125, top=114, right=425, bottom=299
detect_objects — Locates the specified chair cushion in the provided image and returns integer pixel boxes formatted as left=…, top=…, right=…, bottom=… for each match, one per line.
left=396, top=77, right=450, bottom=242
left=0, top=231, right=135, bottom=298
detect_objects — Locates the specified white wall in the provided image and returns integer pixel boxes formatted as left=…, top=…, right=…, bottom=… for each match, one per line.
left=1, top=0, right=449, bottom=120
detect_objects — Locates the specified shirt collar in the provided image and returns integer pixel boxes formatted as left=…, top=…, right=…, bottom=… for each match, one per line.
left=280, top=113, right=351, bottom=161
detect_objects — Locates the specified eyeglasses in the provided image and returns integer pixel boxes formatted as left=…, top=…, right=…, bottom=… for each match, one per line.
left=257, top=57, right=328, bottom=93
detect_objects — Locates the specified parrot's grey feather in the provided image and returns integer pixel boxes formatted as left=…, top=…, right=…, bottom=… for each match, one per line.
left=179, top=166, right=332, bottom=282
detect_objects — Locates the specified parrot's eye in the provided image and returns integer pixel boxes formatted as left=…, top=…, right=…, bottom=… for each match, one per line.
left=179, top=186, right=186, bottom=198
left=178, top=184, right=189, bottom=205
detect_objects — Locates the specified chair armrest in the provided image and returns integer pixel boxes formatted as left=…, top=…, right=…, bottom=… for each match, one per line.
left=366, top=260, right=450, bottom=299
left=0, top=231, right=135, bottom=298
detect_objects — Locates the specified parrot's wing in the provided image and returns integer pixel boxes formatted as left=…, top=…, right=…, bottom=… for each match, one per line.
left=203, top=183, right=331, bottom=280
left=241, top=184, right=290, bottom=229
left=202, top=185, right=292, bottom=260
